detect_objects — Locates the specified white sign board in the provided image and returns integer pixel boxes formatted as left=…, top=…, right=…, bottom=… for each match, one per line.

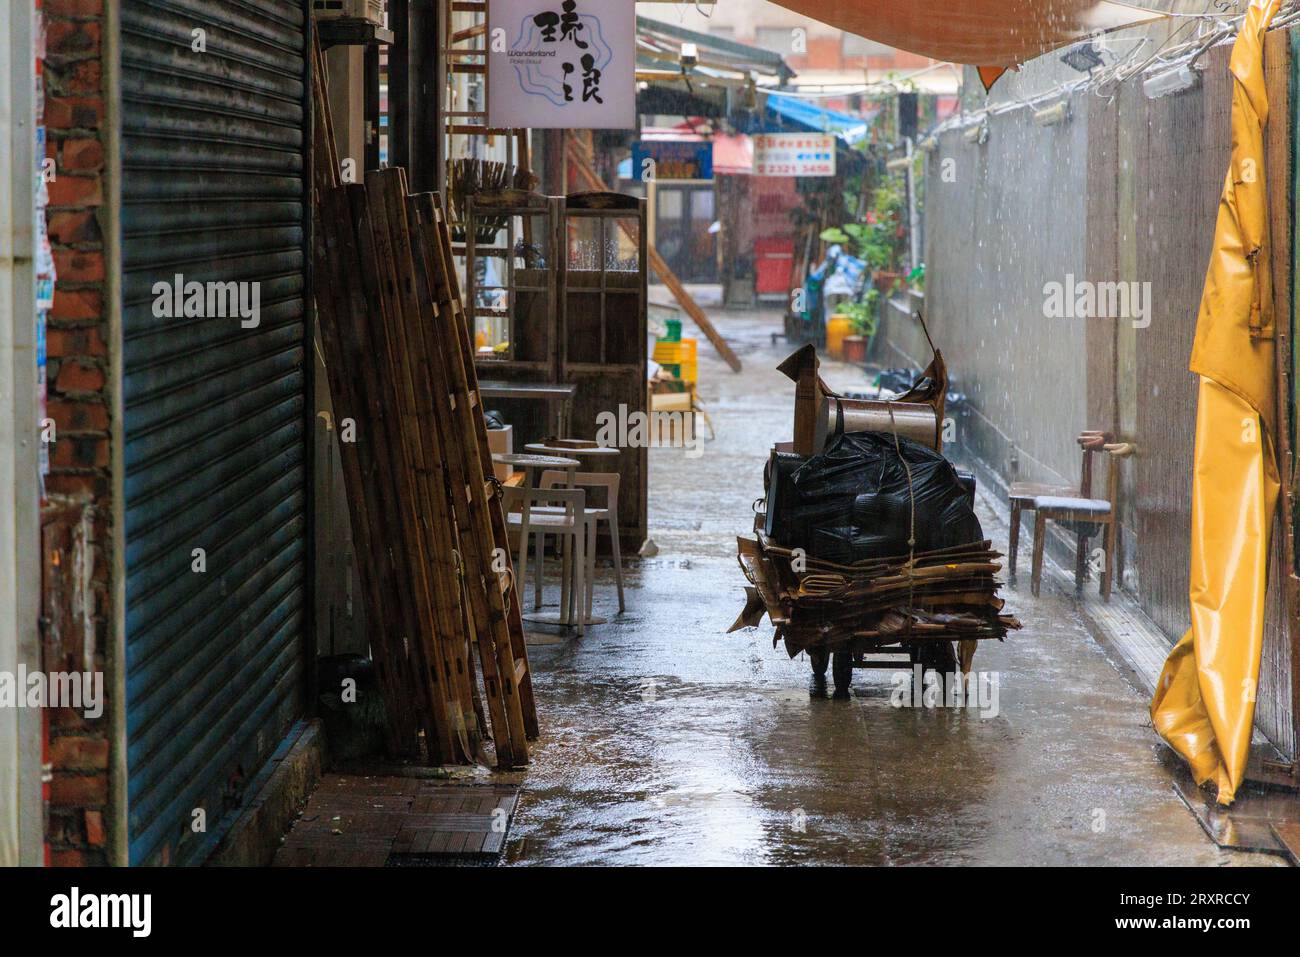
left=753, top=133, right=836, bottom=177
left=488, top=0, right=636, bottom=129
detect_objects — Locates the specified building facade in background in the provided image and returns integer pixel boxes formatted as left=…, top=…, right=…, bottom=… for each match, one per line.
left=638, top=0, right=960, bottom=100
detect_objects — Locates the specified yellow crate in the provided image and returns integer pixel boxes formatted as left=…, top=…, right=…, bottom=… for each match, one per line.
left=652, top=338, right=698, bottom=366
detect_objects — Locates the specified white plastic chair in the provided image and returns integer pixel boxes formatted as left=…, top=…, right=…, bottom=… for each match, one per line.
left=539, top=469, right=625, bottom=618
left=502, top=484, right=588, bottom=635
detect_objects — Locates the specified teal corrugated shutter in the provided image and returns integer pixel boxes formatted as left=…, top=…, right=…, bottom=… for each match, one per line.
left=120, top=0, right=309, bottom=866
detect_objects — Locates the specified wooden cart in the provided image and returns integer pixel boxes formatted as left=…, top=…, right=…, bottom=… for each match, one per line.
left=734, top=527, right=1017, bottom=699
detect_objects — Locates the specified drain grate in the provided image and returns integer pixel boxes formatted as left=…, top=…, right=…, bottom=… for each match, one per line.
left=274, top=777, right=519, bottom=867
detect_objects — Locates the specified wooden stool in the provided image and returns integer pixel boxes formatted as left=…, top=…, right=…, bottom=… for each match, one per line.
left=1030, top=441, right=1135, bottom=601
left=1007, top=430, right=1111, bottom=578
left=1008, top=483, right=1072, bottom=577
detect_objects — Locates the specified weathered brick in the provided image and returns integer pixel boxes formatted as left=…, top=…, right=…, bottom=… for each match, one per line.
left=47, top=210, right=100, bottom=245
left=50, top=773, right=107, bottom=808
left=45, top=96, right=104, bottom=130
left=50, top=848, right=86, bottom=867
left=45, top=477, right=107, bottom=503
left=50, top=288, right=103, bottom=321
left=60, top=137, right=104, bottom=171
left=46, top=811, right=74, bottom=845
left=45, top=0, right=104, bottom=15
left=40, top=13, right=112, bottom=864
left=51, top=735, right=109, bottom=771
left=47, top=173, right=102, bottom=207
left=84, top=810, right=106, bottom=846
left=52, top=249, right=105, bottom=283
left=54, top=359, right=105, bottom=393
left=46, top=324, right=107, bottom=359
left=48, top=705, right=89, bottom=731
left=52, top=436, right=109, bottom=469
left=63, top=59, right=102, bottom=93
left=47, top=398, right=109, bottom=432
left=45, top=20, right=101, bottom=57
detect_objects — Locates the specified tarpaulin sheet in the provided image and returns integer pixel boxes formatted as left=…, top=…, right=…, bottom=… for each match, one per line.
left=1150, top=0, right=1281, bottom=806
left=765, top=0, right=1168, bottom=88
left=763, top=92, right=873, bottom=144
left=767, top=431, right=982, bottom=564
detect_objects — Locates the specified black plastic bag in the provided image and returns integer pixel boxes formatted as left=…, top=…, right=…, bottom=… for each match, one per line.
left=767, top=431, right=981, bottom=564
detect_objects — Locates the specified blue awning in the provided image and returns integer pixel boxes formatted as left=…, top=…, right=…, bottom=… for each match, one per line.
left=760, top=93, right=873, bottom=145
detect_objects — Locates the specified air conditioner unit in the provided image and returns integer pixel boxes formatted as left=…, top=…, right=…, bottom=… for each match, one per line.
left=312, top=0, right=383, bottom=25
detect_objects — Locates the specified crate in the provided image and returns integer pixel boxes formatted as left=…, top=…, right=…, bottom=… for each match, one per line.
left=652, top=337, right=698, bottom=383
left=486, top=424, right=513, bottom=482
left=652, top=338, right=697, bottom=365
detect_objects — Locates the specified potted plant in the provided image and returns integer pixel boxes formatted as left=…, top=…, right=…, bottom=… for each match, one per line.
left=867, top=175, right=908, bottom=289
left=839, top=290, right=878, bottom=366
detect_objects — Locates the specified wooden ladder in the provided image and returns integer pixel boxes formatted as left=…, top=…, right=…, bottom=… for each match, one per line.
left=313, top=30, right=534, bottom=768
left=408, top=184, right=539, bottom=762
left=442, top=0, right=528, bottom=147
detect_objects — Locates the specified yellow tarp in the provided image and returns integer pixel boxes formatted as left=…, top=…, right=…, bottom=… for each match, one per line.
left=763, top=1, right=1169, bottom=89
left=1150, top=0, right=1281, bottom=806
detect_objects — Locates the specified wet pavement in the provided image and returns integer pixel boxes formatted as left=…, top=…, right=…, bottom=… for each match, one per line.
left=508, top=305, right=1279, bottom=866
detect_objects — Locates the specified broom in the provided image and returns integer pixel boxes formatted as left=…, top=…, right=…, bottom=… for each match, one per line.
left=446, top=159, right=539, bottom=243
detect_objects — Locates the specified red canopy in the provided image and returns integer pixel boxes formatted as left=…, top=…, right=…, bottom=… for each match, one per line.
left=766, top=0, right=1168, bottom=88
left=711, top=134, right=753, bottom=175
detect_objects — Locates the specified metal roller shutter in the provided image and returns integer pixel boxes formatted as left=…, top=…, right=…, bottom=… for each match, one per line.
left=120, top=0, right=309, bottom=865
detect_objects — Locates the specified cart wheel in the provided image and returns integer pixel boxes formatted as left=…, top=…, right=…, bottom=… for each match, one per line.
left=831, top=651, right=853, bottom=699
left=808, top=649, right=829, bottom=697
left=911, top=640, right=957, bottom=677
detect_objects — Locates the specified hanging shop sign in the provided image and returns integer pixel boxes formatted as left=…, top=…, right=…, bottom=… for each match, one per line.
left=753, top=133, right=835, bottom=177
left=488, top=0, right=635, bottom=129
left=631, top=141, right=714, bottom=181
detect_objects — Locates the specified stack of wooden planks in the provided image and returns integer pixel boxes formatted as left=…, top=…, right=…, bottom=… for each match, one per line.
left=310, top=37, right=535, bottom=768
left=733, top=533, right=1020, bottom=656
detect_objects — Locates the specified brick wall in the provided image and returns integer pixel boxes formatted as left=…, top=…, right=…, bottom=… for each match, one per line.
left=41, top=0, right=113, bottom=867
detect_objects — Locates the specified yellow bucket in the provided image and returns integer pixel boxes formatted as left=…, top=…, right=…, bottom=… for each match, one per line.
left=826, top=314, right=852, bottom=360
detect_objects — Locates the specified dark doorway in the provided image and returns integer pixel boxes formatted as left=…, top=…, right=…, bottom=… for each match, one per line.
left=654, top=183, right=717, bottom=283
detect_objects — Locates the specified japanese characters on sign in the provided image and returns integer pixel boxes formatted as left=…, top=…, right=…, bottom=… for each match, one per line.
left=752, top=133, right=836, bottom=177
left=488, top=0, right=635, bottom=129
left=631, top=141, right=714, bottom=181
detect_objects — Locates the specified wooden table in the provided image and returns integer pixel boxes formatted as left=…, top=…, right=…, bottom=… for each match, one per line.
left=492, top=452, right=581, bottom=490
left=523, top=442, right=622, bottom=461
left=478, top=380, right=578, bottom=438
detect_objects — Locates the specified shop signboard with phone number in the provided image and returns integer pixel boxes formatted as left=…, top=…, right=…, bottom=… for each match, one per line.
left=753, top=133, right=836, bottom=177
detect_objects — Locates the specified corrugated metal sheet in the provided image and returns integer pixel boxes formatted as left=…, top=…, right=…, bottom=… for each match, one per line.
left=1126, top=60, right=1222, bottom=642
left=121, top=0, right=308, bottom=865
left=915, top=42, right=1293, bottom=761
left=910, top=94, right=1090, bottom=487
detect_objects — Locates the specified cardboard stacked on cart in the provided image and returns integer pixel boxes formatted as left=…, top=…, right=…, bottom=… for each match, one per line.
left=733, top=534, right=1019, bottom=657
left=731, top=337, right=1019, bottom=660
